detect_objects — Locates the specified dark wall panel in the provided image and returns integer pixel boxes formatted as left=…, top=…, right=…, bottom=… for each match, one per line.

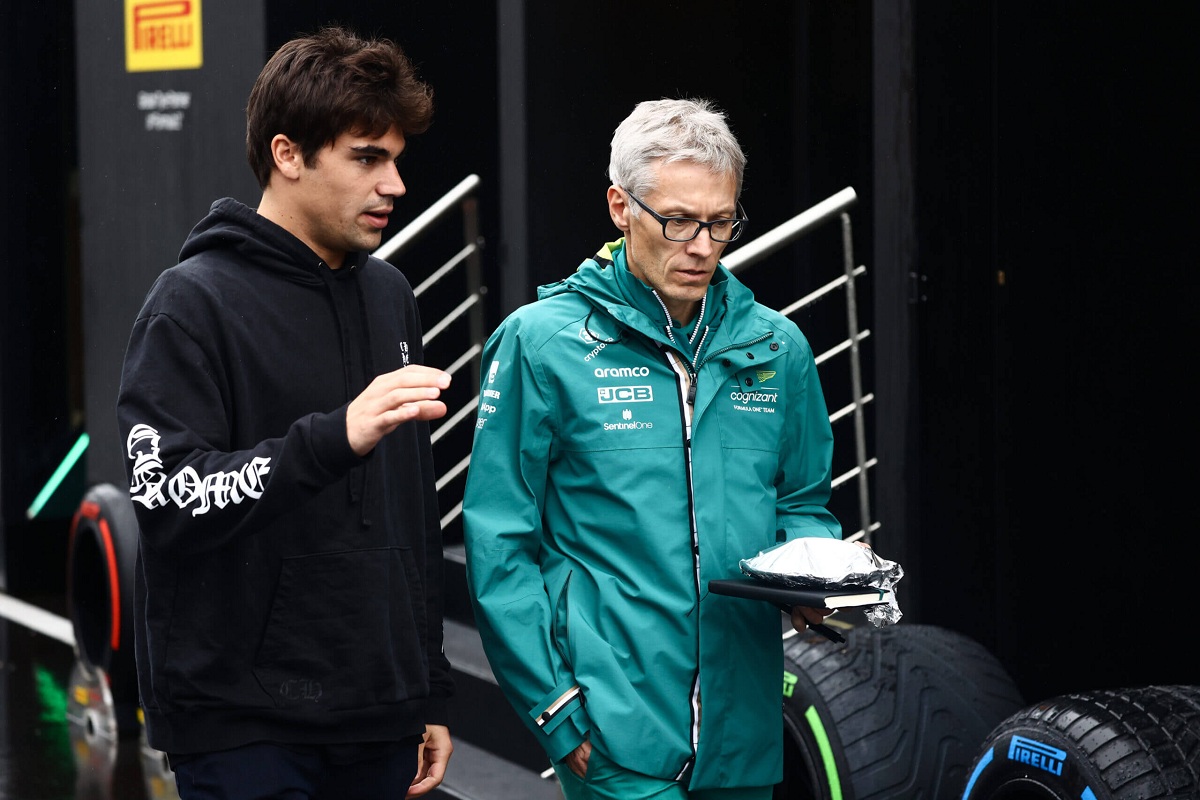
left=0, top=1, right=80, bottom=591
left=262, top=2, right=500, bottom=259
left=992, top=7, right=1193, bottom=699
left=518, top=2, right=870, bottom=298
left=910, top=0, right=1004, bottom=656
left=908, top=2, right=1195, bottom=702
left=75, top=3, right=265, bottom=488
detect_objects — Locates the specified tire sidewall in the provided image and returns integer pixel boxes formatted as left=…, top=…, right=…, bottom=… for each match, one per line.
left=780, top=622, right=1026, bottom=800
left=962, top=726, right=1104, bottom=799
left=779, top=660, right=855, bottom=800
left=67, top=482, right=139, bottom=707
left=962, top=685, right=1200, bottom=800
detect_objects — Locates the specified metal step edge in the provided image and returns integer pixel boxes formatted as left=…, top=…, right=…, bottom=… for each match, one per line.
left=443, top=610, right=551, bottom=774
left=430, top=737, right=562, bottom=800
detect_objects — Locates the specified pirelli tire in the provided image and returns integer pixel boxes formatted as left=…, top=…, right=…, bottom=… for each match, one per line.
left=776, top=622, right=1026, bottom=800
left=960, top=684, right=1200, bottom=800
left=67, top=481, right=141, bottom=737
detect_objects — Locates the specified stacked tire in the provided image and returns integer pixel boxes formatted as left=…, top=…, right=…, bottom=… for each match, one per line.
left=775, top=620, right=1200, bottom=799
left=961, top=685, right=1200, bottom=800
left=776, top=622, right=1026, bottom=799
left=67, top=482, right=141, bottom=736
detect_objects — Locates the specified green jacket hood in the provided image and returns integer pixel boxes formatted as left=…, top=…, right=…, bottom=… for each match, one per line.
left=536, top=238, right=741, bottom=348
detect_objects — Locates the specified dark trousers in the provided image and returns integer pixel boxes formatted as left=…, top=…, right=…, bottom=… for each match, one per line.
left=170, top=741, right=420, bottom=800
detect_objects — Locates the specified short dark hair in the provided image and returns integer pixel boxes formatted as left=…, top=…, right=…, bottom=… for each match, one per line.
left=245, top=26, right=434, bottom=189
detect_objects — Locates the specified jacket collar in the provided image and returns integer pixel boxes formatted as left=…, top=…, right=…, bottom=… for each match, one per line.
left=540, top=239, right=746, bottom=353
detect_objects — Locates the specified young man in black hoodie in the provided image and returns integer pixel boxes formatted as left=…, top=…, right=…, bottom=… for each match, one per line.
left=116, top=26, right=453, bottom=799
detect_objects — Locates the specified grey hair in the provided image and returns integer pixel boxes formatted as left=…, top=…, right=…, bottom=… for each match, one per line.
left=607, top=98, right=746, bottom=210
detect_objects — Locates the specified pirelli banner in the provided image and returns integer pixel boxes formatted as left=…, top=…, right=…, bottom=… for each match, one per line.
left=74, top=0, right=264, bottom=487
left=125, top=0, right=203, bottom=72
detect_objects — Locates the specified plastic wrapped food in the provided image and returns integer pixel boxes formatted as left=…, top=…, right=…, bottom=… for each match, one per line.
left=739, top=537, right=904, bottom=626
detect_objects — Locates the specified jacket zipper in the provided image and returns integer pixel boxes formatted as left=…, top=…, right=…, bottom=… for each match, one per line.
left=662, top=347, right=701, bottom=781
left=653, top=289, right=774, bottom=782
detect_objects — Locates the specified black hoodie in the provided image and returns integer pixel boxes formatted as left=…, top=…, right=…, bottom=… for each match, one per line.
left=116, top=197, right=452, bottom=754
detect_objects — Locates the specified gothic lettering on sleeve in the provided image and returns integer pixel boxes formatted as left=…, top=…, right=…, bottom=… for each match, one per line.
left=126, top=423, right=272, bottom=516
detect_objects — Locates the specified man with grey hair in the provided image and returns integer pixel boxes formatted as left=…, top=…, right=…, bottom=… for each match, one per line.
left=462, top=98, right=842, bottom=798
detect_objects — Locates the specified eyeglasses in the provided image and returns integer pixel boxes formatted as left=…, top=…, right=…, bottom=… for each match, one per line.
left=624, top=190, right=748, bottom=243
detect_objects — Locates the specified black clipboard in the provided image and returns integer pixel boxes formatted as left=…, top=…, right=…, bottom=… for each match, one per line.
left=709, top=578, right=893, bottom=644
left=708, top=578, right=893, bottom=609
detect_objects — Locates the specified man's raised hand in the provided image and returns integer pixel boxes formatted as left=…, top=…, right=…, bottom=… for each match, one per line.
left=347, top=365, right=451, bottom=456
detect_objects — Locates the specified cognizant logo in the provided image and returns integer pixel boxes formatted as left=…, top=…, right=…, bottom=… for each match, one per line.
left=594, top=366, right=650, bottom=378
left=729, top=390, right=779, bottom=403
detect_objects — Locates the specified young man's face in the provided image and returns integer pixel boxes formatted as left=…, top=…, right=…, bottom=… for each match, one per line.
left=284, top=125, right=407, bottom=268
left=608, top=159, right=739, bottom=324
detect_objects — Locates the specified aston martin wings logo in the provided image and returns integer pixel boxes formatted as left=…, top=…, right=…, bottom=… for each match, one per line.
left=756, top=370, right=777, bottom=382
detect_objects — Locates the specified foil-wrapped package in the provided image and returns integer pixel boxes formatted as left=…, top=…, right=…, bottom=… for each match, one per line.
left=740, top=537, right=904, bottom=626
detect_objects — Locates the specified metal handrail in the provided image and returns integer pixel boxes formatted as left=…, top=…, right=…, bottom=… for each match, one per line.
left=373, top=175, right=485, bottom=533
left=413, top=243, right=478, bottom=298
left=781, top=265, right=866, bottom=317
left=375, top=174, right=482, bottom=261
left=432, top=398, right=480, bottom=446
left=723, top=187, right=857, bottom=273
left=423, top=294, right=482, bottom=347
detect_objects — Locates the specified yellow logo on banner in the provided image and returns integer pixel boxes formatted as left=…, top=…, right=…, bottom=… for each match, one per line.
left=125, top=0, right=203, bottom=72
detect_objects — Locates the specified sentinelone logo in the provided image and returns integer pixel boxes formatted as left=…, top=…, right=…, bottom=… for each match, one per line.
left=604, top=408, right=653, bottom=431
left=126, top=0, right=203, bottom=73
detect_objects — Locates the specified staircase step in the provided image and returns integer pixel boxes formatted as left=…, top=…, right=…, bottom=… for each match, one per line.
left=443, top=543, right=477, bottom=627
left=430, top=738, right=562, bottom=800
left=443, top=616, right=550, bottom=775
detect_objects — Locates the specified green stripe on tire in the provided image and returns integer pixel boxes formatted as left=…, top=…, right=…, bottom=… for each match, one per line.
left=803, top=704, right=842, bottom=800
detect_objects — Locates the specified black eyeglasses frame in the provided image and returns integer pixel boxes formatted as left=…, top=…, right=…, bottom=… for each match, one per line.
left=624, top=190, right=748, bottom=243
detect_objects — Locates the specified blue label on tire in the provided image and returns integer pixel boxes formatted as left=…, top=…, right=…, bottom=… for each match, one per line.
left=1006, top=735, right=1066, bottom=776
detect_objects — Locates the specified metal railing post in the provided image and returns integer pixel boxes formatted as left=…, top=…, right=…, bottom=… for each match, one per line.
left=840, top=213, right=874, bottom=542
left=463, top=195, right=484, bottom=398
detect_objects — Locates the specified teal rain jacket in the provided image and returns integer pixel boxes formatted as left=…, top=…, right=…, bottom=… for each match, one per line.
left=462, top=240, right=841, bottom=789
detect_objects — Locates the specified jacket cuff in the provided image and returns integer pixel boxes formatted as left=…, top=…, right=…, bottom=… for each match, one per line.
left=310, top=405, right=361, bottom=474
left=423, top=694, right=450, bottom=728
left=544, top=705, right=592, bottom=764
left=528, top=682, right=591, bottom=762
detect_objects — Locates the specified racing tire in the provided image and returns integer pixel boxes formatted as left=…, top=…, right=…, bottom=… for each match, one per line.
left=776, top=622, right=1026, bottom=800
left=960, top=684, right=1200, bottom=800
left=67, top=482, right=141, bottom=736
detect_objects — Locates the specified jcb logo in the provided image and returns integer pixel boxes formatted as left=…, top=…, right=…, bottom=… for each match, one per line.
left=598, top=386, right=653, bottom=404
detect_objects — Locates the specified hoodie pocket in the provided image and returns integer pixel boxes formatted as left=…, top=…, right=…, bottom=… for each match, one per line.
left=253, top=546, right=428, bottom=711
